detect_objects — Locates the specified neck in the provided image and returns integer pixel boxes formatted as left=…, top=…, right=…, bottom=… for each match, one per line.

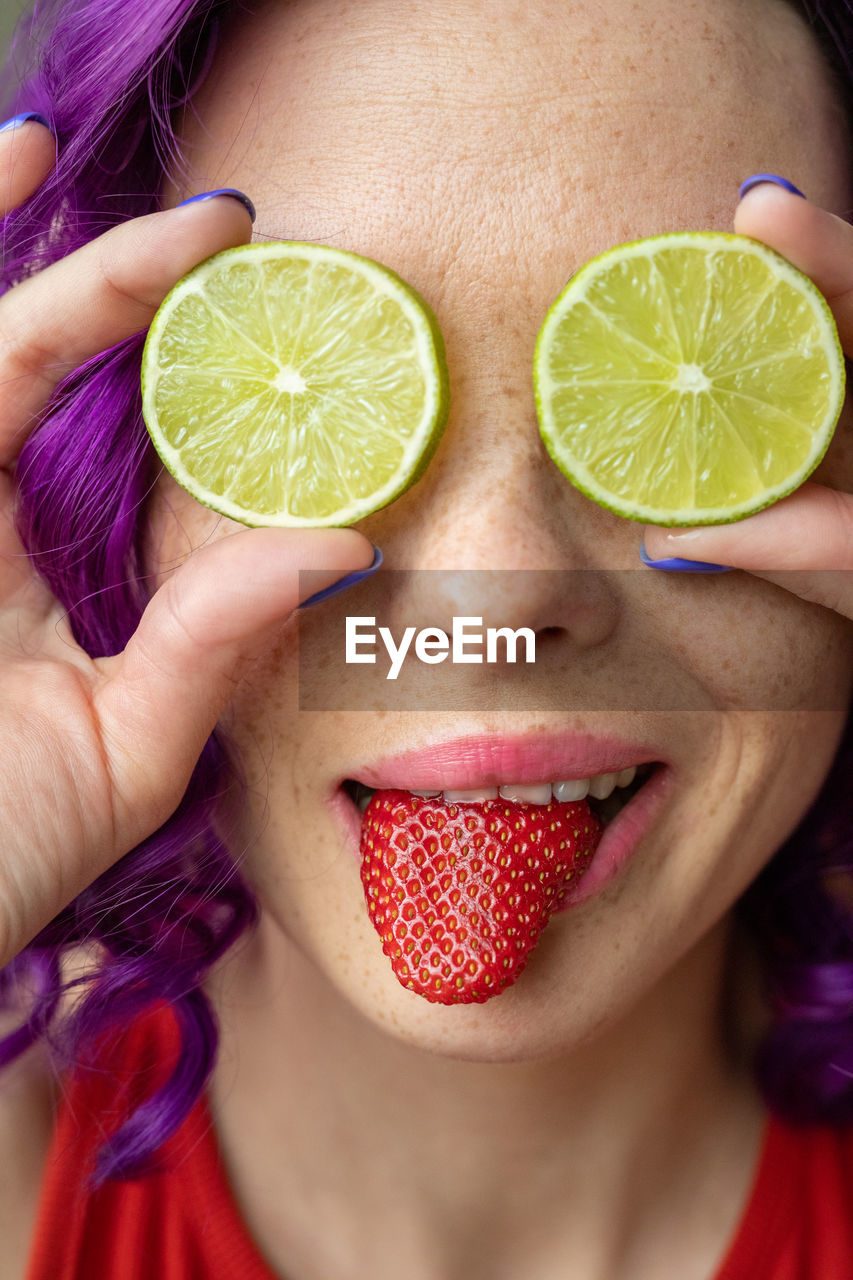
left=207, top=918, right=764, bottom=1280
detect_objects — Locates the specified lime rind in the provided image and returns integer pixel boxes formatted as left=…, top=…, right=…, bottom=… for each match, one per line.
left=141, top=241, right=450, bottom=528
left=533, top=231, right=845, bottom=526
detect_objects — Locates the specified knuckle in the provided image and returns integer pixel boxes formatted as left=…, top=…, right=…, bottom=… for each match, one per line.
left=0, top=216, right=162, bottom=393
left=93, top=233, right=161, bottom=319
left=0, top=310, right=66, bottom=392
left=160, top=580, right=211, bottom=654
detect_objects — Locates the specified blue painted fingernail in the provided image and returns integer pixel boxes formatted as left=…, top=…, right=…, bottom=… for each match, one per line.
left=739, top=174, right=805, bottom=200
left=298, top=545, right=383, bottom=608
left=639, top=542, right=732, bottom=574
left=177, top=188, right=257, bottom=223
left=0, top=112, right=52, bottom=135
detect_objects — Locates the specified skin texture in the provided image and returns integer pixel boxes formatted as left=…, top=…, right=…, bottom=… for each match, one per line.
left=0, top=0, right=842, bottom=1277
left=156, top=0, right=853, bottom=1040
left=140, top=1, right=853, bottom=1275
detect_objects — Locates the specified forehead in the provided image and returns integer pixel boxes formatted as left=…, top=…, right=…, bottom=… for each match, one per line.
left=183, top=0, right=847, bottom=306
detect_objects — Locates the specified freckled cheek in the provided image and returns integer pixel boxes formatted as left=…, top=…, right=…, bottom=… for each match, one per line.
left=215, top=629, right=325, bottom=900
left=219, top=622, right=303, bottom=777
left=653, top=581, right=851, bottom=711
left=217, top=661, right=364, bottom=959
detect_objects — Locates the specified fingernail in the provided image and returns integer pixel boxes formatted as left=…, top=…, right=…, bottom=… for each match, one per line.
left=0, top=112, right=52, bottom=135
left=298, top=545, right=383, bottom=608
left=176, top=188, right=257, bottom=223
left=639, top=542, right=732, bottom=574
left=738, top=174, right=805, bottom=200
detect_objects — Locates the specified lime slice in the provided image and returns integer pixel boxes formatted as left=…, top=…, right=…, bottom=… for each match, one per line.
left=141, top=241, right=449, bottom=526
left=533, top=232, right=845, bottom=525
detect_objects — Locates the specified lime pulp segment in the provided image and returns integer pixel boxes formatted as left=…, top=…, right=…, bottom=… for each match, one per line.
left=141, top=241, right=449, bottom=527
left=534, top=232, right=845, bottom=525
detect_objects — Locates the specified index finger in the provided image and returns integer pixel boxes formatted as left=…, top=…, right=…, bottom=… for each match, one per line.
left=0, top=114, right=56, bottom=215
left=0, top=195, right=254, bottom=466
left=734, top=182, right=853, bottom=349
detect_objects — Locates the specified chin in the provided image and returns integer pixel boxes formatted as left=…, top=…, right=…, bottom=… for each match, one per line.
left=329, top=944, right=612, bottom=1066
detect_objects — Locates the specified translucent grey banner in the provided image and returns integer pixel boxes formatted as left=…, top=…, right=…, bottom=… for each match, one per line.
left=296, top=569, right=853, bottom=712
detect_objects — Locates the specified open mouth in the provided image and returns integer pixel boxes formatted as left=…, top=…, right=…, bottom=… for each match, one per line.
left=342, top=761, right=659, bottom=828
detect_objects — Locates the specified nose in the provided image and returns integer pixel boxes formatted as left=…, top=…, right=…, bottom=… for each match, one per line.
left=361, top=374, right=624, bottom=653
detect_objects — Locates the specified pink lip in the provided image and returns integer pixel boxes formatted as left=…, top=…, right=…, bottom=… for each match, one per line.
left=557, top=762, right=676, bottom=907
left=329, top=751, right=676, bottom=915
left=346, top=731, right=665, bottom=791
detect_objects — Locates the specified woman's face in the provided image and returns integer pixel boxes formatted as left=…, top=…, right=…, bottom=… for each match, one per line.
left=151, top=0, right=853, bottom=1058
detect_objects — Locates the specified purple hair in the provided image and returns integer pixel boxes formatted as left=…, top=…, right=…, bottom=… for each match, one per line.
left=0, top=0, right=257, bottom=1186
left=0, top=0, right=852, bottom=1186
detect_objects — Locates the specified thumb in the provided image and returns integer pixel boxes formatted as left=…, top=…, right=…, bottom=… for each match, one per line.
left=95, top=527, right=376, bottom=839
left=734, top=180, right=853, bottom=348
left=641, top=481, right=853, bottom=618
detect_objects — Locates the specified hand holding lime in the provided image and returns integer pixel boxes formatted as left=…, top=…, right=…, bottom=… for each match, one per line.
left=141, top=241, right=449, bottom=527
left=533, top=232, right=845, bottom=526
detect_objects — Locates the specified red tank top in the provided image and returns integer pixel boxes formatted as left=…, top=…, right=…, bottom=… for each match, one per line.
left=22, top=1003, right=853, bottom=1280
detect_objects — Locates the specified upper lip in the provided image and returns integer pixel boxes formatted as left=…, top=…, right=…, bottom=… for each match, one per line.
left=345, top=731, right=666, bottom=791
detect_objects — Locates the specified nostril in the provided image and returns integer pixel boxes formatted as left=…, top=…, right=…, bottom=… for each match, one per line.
left=537, top=626, right=564, bottom=642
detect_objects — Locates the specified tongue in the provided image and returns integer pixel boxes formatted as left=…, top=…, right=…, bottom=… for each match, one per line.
left=360, top=790, right=602, bottom=1004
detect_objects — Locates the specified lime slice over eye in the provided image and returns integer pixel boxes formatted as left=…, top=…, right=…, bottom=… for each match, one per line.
left=533, top=231, right=845, bottom=526
left=141, top=241, right=449, bottom=526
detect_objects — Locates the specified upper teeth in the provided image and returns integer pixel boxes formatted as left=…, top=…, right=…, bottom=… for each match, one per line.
left=413, top=767, right=637, bottom=804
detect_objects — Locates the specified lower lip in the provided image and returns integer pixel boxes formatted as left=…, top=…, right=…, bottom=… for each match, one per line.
left=328, top=764, right=676, bottom=905
left=557, top=764, right=676, bottom=907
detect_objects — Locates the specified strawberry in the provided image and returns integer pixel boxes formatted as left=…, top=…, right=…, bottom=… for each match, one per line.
left=360, top=790, right=601, bottom=1004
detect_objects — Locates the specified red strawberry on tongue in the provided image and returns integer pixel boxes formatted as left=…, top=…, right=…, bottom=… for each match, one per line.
left=360, top=790, right=601, bottom=1004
